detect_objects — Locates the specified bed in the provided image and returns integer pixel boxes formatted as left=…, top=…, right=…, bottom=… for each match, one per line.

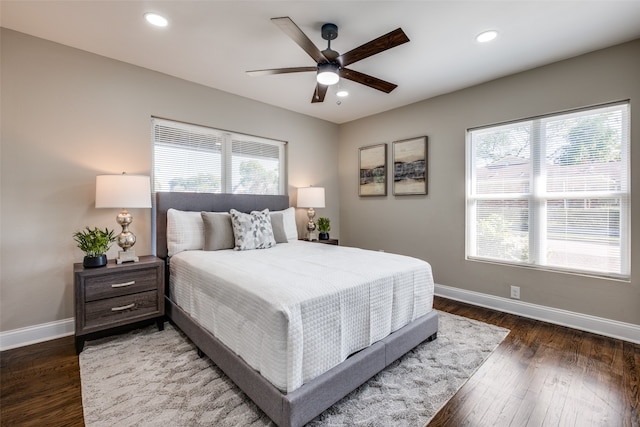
left=155, top=192, right=438, bottom=427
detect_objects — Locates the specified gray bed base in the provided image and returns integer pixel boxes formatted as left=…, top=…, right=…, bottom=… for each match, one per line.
left=155, top=192, right=439, bottom=427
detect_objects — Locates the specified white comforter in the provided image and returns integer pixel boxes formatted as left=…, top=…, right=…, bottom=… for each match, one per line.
left=170, top=241, right=434, bottom=393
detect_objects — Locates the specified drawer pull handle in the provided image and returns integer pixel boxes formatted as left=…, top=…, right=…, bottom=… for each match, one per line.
left=111, top=281, right=135, bottom=288
left=111, top=303, right=135, bottom=312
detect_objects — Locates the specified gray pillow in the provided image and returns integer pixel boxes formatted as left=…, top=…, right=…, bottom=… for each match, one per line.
left=229, top=209, right=276, bottom=251
left=270, top=212, right=288, bottom=244
left=201, top=212, right=235, bottom=251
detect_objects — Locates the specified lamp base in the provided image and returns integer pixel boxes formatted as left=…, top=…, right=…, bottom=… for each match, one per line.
left=116, top=250, right=139, bottom=264
left=306, top=207, right=317, bottom=241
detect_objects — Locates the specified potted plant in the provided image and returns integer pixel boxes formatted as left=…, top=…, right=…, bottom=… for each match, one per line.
left=73, top=226, right=116, bottom=268
left=317, top=217, right=331, bottom=240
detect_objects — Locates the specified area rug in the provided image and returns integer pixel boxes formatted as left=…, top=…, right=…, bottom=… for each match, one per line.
left=80, top=311, right=509, bottom=426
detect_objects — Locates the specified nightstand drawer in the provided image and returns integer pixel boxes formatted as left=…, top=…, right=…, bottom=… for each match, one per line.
left=84, top=290, right=159, bottom=329
left=84, top=268, right=158, bottom=302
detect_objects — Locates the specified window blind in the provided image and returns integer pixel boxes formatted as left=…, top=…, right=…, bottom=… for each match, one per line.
left=152, top=118, right=286, bottom=195
left=153, top=120, right=223, bottom=193
left=466, top=102, right=630, bottom=278
left=231, top=136, right=284, bottom=195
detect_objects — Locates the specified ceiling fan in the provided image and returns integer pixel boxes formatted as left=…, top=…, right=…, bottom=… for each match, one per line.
left=246, top=17, right=410, bottom=103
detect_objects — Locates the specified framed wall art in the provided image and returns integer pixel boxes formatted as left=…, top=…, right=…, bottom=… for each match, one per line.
left=358, top=143, right=387, bottom=196
left=392, top=136, right=427, bottom=195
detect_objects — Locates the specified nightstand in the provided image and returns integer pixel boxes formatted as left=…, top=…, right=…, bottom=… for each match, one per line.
left=300, top=238, right=339, bottom=246
left=74, top=255, right=165, bottom=353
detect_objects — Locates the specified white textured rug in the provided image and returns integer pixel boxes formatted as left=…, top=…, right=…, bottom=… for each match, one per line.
left=80, top=311, right=509, bottom=426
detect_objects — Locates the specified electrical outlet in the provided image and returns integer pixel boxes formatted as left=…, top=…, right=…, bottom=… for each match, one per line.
left=510, top=285, right=521, bottom=299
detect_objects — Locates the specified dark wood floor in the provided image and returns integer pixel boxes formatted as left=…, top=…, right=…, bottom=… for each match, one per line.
left=1, top=296, right=638, bottom=426
left=430, top=298, right=639, bottom=426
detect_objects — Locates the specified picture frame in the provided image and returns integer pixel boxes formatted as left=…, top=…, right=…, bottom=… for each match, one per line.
left=358, top=143, right=387, bottom=196
left=392, top=136, right=428, bottom=195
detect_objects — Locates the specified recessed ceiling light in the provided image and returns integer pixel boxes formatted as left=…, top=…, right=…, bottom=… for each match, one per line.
left=336, top=90, right=349, bottom=97
left=144, top=13, right=168, bottom=27
left=476, top=30, right=498, bottom=43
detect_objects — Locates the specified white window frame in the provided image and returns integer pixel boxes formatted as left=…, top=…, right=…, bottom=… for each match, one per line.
left=466, top=101, right=630, bottom=279
left=151, top=117, right=287, bottom=195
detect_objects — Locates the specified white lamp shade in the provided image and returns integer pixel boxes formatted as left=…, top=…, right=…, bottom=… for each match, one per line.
left=95, top=174, right=152, bottom=208
left=297, top=187, right=325, bottom=208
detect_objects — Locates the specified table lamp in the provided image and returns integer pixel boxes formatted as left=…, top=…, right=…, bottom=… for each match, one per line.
left=297, top=186, right=325, bottom=241
left=95, top=173, right=152, bottom=264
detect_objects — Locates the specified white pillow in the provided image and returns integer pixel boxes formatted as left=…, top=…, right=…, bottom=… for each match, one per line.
left=271, top=207, right=298, bottom=242
left=166, top=208, right=204, bottom=257
left=229, top=209, right=276, bottom=251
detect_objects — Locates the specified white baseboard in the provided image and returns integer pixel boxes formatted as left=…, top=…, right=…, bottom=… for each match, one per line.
left=0, top=318, right=75, bottom=351
left=2, top=286, right=639, bottom=350
left=435, top=284, right=640, bottom=344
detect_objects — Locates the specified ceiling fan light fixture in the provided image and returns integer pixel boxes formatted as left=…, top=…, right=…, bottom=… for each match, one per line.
left=317, top=63, right=340, bottom=86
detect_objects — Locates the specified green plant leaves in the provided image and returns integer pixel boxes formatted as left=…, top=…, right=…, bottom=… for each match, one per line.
left=73, top=226, right=116, bottom=257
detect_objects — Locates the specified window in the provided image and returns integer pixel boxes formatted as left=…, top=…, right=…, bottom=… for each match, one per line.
left=152, top=118, right=286, bottom=195
left=466, top=102, right=630, bottom=278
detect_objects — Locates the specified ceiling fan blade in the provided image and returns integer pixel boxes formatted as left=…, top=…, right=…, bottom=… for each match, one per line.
left=339, top=68, right=398, bottom=93
left=337, top=28, right=409, bottom=67
left=311, top=84, right=328, bottom=103
left=246, top=66, right=316, bottom=76
left=271, top=17, right=327, bottom=64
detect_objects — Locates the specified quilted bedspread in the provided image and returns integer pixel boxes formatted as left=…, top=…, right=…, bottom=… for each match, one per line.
left=169, top=241, right=434, bottom=393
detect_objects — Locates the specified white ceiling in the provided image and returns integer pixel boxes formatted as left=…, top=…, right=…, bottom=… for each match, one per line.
left=3, top=1, right=640, bottom=124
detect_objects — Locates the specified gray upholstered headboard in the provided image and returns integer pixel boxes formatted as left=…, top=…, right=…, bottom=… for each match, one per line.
left=155, top=192, right=290, bottom=259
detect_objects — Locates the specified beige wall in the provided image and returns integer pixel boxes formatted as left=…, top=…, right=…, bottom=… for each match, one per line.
left=2, top=27, right=639, bottom=334
left=338, top=39, right=640, bottom=326
left=0, top=29, right=340, bottom=332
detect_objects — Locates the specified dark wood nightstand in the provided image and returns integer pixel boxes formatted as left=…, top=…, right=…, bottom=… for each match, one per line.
left=74, top=255, right=165, bottom=353
left=300, top=238, right=339, bottom=245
